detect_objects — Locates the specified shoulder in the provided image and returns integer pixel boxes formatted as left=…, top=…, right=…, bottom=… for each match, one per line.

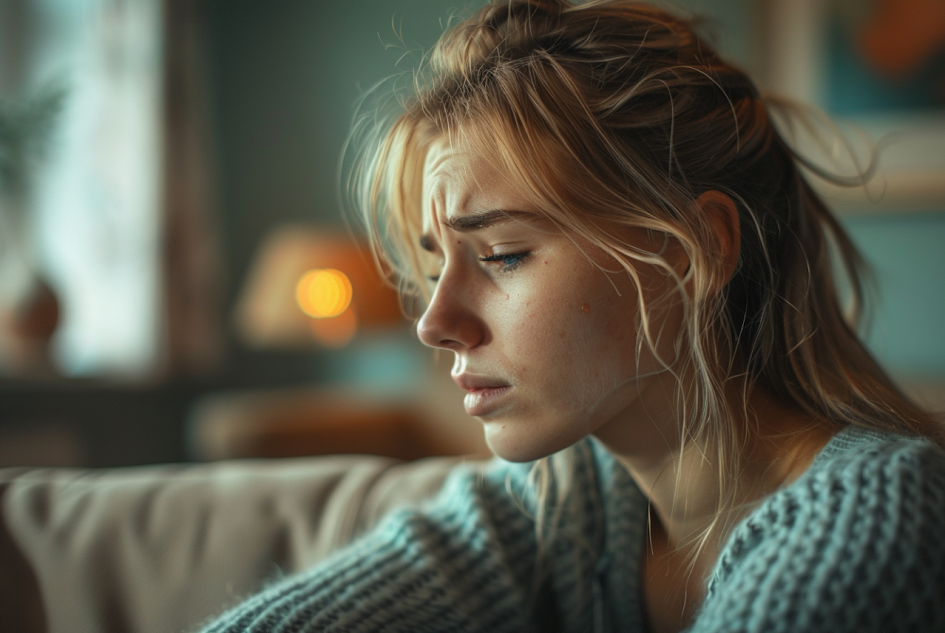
left=695, top=427, right=945, bottom=633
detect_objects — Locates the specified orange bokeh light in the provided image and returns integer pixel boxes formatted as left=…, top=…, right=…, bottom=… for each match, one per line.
left=309, top=306, right=358, bottom=348
left=295, top=269, right=353, bottom=319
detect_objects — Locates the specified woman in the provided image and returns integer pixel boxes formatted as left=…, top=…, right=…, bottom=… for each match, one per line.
left=204, top=1, right=945, bottom=631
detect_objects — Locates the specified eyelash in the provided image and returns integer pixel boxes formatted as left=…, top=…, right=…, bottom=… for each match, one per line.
left=426, top=251, right=531, bottom=283
left=479, top=251, right=531, bottom=273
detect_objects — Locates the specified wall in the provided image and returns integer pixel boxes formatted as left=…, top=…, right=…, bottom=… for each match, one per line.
left=206, top=0, right=472, bottom=309
left=843, top=213, right=945, bottom=378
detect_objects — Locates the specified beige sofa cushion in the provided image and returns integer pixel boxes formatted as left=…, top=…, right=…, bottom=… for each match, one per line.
left=0, top=454, right=472, bottom=633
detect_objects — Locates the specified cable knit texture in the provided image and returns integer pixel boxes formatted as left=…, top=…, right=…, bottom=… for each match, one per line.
left=200, top=427, right=945, bottom=633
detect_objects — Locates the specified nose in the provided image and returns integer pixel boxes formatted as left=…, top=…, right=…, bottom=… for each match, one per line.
left=416, top=272, right=485, bottom=351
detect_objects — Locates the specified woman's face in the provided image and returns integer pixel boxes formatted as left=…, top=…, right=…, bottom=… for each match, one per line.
left=416, top=139, right=684, bottom=462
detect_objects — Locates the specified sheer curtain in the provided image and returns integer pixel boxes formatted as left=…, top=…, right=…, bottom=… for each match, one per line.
left=24, top=0, right=220, bottom=378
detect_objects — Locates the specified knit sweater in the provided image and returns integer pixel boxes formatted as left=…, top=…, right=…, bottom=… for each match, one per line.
left=201, top=427, right=945, bottom=632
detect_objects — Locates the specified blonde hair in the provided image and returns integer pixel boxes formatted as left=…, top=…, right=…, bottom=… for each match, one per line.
left=347, top=0, right=941, bottom=547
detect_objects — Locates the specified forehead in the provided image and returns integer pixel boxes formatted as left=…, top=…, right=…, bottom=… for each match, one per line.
left=421, top=137, right=468, bottom=207
left=421, top=137, right=475, bottom=232
left=420, top=137, right=532, bottom=236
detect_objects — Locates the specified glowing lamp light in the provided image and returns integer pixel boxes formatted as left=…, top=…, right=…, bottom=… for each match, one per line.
left=296, top=269, right=353, bottom=319
left=234, top=227, right=402, bottom=349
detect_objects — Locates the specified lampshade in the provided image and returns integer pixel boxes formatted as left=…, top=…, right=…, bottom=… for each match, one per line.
left=234, top=226, right=402, bottom=348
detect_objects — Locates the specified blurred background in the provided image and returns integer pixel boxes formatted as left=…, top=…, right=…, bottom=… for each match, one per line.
left=0, top=0, right=942, bottom=468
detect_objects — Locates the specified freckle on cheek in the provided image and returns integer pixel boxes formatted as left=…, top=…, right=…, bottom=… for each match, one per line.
left=582, top=303, right=591, bottom=314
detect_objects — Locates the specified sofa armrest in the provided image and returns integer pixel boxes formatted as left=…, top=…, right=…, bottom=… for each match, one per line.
left=0, top=454, right=472, bottom=633
left=0, top=470, right=47, bottom=633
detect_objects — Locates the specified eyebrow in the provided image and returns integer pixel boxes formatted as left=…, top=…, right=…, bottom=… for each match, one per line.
left=420, top=209, right=535, bottom=253
left=446, top=209, right=533, bottom=232
left=419, top=210, right=534, bottom=252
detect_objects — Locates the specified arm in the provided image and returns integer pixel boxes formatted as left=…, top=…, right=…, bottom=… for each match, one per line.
left=199, top=459, right=545, bottom=633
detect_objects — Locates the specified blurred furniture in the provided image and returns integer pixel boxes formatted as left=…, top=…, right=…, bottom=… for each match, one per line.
left=189, top=385, right=488, bottom=462
left=0, top=378, right=208, bottom=468
left=0, top=452, right=479, bottom=633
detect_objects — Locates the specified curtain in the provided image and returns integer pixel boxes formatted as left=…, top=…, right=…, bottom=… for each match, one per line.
left=0, top=0, right=223, bottom=378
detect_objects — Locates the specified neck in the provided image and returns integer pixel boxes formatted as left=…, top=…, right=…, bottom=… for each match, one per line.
left=592, top=372, right=835, bottom=549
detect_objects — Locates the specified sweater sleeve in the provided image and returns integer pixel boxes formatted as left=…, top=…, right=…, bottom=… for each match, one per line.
left=198, top=459, right=545, bottom=633
left=691, top=435, right=945, bottom=633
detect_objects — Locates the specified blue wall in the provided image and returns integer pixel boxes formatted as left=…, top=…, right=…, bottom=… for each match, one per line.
left=842, top=212, right=945, bottom=377
left=207, top=0, right=471, bottom=308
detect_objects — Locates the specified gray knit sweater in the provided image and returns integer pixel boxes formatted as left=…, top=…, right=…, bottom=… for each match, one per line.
left=201, top=427, right=945, bottom=632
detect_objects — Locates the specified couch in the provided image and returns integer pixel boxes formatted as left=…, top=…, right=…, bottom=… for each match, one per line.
left=0, top=453, right=476, bottom=633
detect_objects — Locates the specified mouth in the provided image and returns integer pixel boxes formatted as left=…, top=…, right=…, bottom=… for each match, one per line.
left=452, top=374, right=513, bottom=417
left=462, top=385, right=513, bottom=417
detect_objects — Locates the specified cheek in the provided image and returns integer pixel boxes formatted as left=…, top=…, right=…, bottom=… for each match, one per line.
left=501, top=295, right=559, bottom=368
left=507, top=283, right=633, bottom=386
left=485, top=283, right=576, bottom=378
left=562, top=283, right=648, bottom=395
left=489, top=254, right=645, bottom=378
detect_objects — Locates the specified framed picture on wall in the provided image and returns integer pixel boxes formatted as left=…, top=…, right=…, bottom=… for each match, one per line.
left=755, top=0, right=945, bottom=214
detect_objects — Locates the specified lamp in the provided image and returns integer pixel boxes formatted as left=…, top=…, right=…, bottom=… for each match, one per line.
left=233, top=225, right=402, bottom=348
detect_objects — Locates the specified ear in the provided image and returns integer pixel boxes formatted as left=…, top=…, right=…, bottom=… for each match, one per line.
left=695, top=190, right=740, bottom=290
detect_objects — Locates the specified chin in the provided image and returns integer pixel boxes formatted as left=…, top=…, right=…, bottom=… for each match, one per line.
left=481, top=418, right=587, bottom=463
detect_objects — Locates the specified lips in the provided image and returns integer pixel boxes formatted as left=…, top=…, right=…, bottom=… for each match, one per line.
left=453, top=373, right=513, bottom=417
